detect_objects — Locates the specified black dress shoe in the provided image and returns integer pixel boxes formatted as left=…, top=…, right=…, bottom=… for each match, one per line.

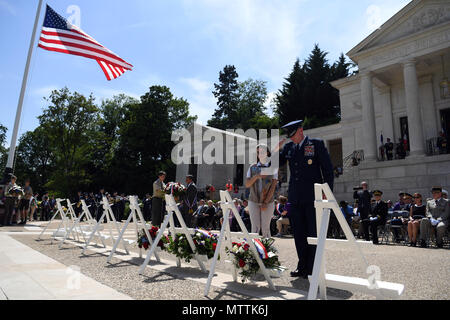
left=420, top=240, right=427, bottom=248
left=290, top=269, right=308, bottom=279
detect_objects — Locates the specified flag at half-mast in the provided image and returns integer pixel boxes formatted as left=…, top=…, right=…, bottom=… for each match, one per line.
left=38, top=5, right=133, bottom=80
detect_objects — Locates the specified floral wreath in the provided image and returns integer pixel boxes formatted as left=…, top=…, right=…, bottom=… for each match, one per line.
left=137, top=226, right=169, bottom=251
left=166, top=229, right=219, bottom=263
left=226, top=238, right=281, bottom=283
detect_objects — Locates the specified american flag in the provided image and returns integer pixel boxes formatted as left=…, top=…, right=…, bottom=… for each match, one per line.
left=38, top=5, right=133, bottom=81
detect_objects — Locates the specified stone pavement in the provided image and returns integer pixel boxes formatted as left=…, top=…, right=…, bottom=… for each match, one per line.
left=0, top=232, right=132, bottom=300
left=1, top=220, right=449, bottom=300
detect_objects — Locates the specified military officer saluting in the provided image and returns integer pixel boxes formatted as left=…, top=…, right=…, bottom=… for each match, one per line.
left=276, top=120, right=334, bottom=279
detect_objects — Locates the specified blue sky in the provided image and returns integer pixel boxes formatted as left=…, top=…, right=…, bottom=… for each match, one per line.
left=0, top=0, right=411, bottom=146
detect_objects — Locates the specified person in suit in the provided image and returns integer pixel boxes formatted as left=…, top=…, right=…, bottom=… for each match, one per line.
left=353, top=182, right=372, bottom=220
left=192, top=199, right=207, bottom=228
left=384, top=138, right=394, bottom=161
left=362, top=190, right=388, bottom=244
left=276, top=120, right=334, bottom=279
left=182, top=174, right=198, bottom=228
left=74, top=191, right=82, bottom=219
left=95, top=188, right=105, bottom=222
left=143, top=193, right=152, bottom=221
left=419, top=187, right=449, bottom=248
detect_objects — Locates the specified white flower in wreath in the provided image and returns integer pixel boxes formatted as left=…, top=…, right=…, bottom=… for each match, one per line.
left=232, top=246, right=239, bottom=253
left=238, top=247, right=245, bottom=254
left=268, top=252, right=276, bottom=258
left=179, top=236, right=184, bottom=241
left=196, top=233, right=202, bottom=238
left=200, top=240, right=205, bottom=246
left=178, top=247, right=183, bottom=254
left=243, top=264, right=250, bottom=271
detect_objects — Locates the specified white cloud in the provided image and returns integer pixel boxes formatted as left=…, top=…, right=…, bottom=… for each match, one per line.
left=181, top=0, right=311, bottom=87
left=178, top=77, right=216, bottom=125
left=264, top=91, right=277, bottom=116
left=0, top=0, right=16, bottom=16
left=366, top=5, right=383, bottom=31
left=91, top=88, right=141, bottom=102
left=365, top=1, right=411, bottom=33
left=32, top=85, right=59, bottom=98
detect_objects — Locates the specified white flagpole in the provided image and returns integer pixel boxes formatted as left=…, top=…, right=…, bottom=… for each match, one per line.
left=4, top=0, right=43, bottom=177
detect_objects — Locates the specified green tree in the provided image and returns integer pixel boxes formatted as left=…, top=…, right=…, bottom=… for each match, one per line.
left=208, top=65, right=240, bottom=130
left=113, top=86, right=196, bottom=195
left=275, top=59, right=307, bottom=126
left=38, top=87, right=99, bottom=196
left=14, top=127, right=54, bottom=193
left=86, top=94, right=139, bottom=191
left=275, top=45, right=352, bottom=130
left=236, top=79, right=268, bottom=130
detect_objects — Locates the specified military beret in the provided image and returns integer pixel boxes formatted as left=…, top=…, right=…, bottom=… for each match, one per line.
left=398, top=191, right=405, bottom=197
left=432, top=186, right=442, bottom=193
left=282, top=120, right=304, bottom=138
left=373, top=190, right=383, bottom=196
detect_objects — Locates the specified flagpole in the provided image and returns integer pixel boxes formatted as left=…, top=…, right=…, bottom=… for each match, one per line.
left=3, top=0, right=43, bottom=181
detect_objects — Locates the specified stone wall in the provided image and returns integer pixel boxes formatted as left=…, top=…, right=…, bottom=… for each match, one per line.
left=333, top=154, right=450, bottom=203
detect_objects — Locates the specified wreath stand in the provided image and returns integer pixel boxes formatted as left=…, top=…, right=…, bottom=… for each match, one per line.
left=204, top=190, right=276, bottom=297
left=307, top=183, right=404, bottom=300
left=57, top=199, right=83, bottom=247
left=107, top=195, right=161, bottom=263
left=138, top=193, right=207, bottom=275
left=37, top=199, right=74, bottom=241
left=59, top=199, right=106, bottom=248
left=82, top=196, right=129, bottom=255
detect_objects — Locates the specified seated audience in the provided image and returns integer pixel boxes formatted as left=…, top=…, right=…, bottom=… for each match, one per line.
left=275, top=196, right=290, bottom=237
left=362, top=190, right=388, bottom=244
left=192, top=199, right=207, bottom=228
left=419, top=187, right=449, bottom=248
left=407, top=193, right=426, bottom=247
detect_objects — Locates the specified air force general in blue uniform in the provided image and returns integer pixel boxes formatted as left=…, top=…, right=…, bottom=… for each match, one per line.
left=279, top=120, right=334, bottom=278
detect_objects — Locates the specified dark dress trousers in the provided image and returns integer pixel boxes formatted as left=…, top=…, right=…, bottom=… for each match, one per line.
left=280, top=137, right=334, bottom=275
left=353, top=190, right=372, bottom=220
left=363, top=200, right=388, bottom=244
left=181, top=183, right=198, bottom=228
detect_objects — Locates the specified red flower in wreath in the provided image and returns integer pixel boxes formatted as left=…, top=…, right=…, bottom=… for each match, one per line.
left=212, top=243, right=217, bottom=251
left=143, top=242, right=149, bottom=250
left=238, top=259, right=246, bottom=268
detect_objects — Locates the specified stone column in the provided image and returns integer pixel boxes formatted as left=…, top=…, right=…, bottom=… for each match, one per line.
left=403, top=59, right=425, bottom=156
left=419, top=75, right=438, bottom=140
left=379, top=86, right=395, bottom=143
left=360, top=71, right=378, bottom=160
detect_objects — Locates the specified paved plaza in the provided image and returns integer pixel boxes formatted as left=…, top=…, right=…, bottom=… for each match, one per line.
left=0, top=220, right=448, bottom=300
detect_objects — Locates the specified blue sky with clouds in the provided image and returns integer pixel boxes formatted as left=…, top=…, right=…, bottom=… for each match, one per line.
left=0, top=0, right=411, bottom=146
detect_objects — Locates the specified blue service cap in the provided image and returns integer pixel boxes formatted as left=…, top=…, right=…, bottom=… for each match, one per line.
left=281, top=120, right=304, bottom=138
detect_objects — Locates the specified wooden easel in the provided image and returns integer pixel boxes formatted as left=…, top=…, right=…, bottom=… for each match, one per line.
left=307, top=183, right=404, bottom=300
left=82, top=196, right=129, bottom=255
left=108, top=195, right=161, bottom=263
left=204, top=190, right=276, bottom=297
left=37, top=199, right=74, bottom=241
left=59, top=199, right=106, bottom=248
left=138, top=194, right=207, bottom=275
